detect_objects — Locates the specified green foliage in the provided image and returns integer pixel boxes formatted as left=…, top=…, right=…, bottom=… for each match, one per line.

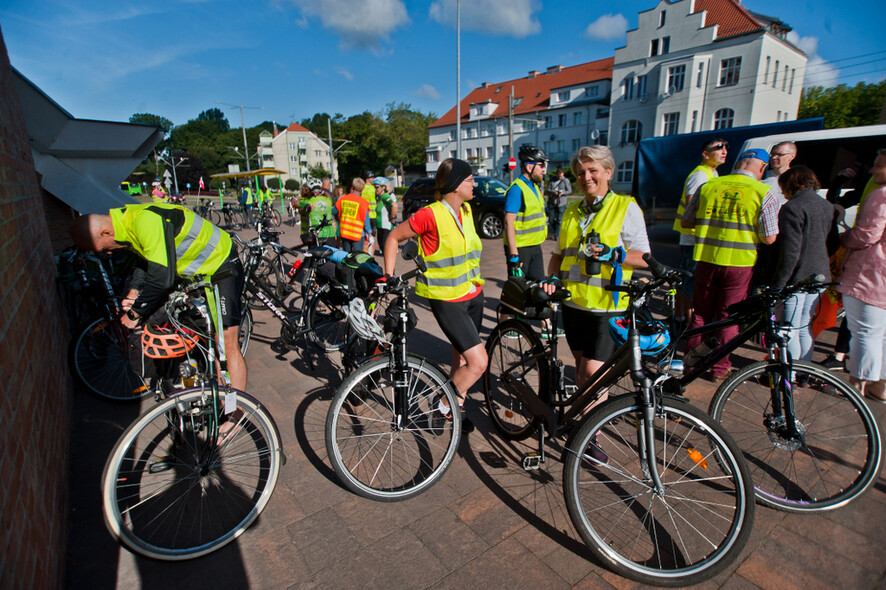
left=130, top=113, right=173, bottom=133
left=266, top=177, right=281, bottom=190
left=307, top=164, right=330, bottom=180
left=798, top=81, right=886, bottom=129
left=284, top=179, right=300, bottom=191
left=196, top=108, right=230, bottom=134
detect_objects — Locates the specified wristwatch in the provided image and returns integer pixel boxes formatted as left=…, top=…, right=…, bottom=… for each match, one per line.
left=126, top=309, right=140, bottom=322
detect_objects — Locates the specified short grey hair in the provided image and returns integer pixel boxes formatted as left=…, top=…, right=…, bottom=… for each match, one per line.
left=570, top=145, right=615, bottom=176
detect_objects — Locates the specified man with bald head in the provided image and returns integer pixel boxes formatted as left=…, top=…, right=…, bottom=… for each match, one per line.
left=69, top=203, right=247, bottom=391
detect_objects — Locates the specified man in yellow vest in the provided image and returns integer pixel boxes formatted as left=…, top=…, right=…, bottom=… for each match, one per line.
left=335, top=177, right=371, bottom=252
left=69, top=203, right=247, bottom=393
left=504, top=145, right=549, bottom=281
left=681, top=148, right=780, bottom=381
left=672, top=138, right=728, bottom=328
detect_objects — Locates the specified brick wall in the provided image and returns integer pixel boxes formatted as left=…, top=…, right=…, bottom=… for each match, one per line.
left=0, top=25, right=72, bottom=590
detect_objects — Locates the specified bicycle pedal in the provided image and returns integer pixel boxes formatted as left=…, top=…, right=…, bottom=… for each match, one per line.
left=521, top=452, right=543, bottom=471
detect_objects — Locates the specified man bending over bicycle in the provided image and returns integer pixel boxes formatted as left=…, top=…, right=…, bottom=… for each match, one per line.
left=69, top=203, right=247, bottom=392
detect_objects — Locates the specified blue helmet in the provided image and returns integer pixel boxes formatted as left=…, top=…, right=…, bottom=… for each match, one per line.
left=608, top=314, right=670, bottom=356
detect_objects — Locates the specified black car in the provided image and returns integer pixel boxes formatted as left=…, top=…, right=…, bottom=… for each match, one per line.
left=400, top=176, right=509, bottom=239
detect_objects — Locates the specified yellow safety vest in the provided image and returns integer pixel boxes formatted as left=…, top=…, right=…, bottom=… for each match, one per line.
left=415, top=201, right=485, bottom=300
left=362, top=184, right=378, bottom=220
left=673, top=164, right=717, bottom=236
left=559, top=193, right=634, bottom=311
left=692, top=174, right=769, bottom=267
left=504, top=178, right=547, bottom=247
left=110, top=204, right=232, bottom=278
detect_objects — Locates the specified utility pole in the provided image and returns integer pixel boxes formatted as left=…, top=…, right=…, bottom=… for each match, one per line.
left=455, top=0, right=461, bottom=161
left=508, top=86, right=514, bottom=182
left=217, top=101, right=263, bottom=172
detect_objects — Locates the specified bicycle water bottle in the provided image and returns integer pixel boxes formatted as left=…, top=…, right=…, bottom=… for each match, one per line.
left=683, top=335, right=720, bottom=369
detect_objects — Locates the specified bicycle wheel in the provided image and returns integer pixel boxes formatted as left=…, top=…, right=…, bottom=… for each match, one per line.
left=483, top=319, right=549, bottom=440
left=71, top=317, right=150, bottom=402
left=245, top=256, right=278, bottom=311
left=325, top=354, right=461, bottom=501
left=238, top=307, right=253, bottom=356
left=268, top=208, right=282, bottom=227
left=102, top=387, right=282, bottom=560
left=306, top=284, right=348, bottom=352
left=563, top=395, right=755, bottom=587
left=709, top=359, right=881, bottom=512
left=206, top=209, right=222, bottom=227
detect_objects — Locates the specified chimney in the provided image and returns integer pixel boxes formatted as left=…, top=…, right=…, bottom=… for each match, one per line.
left=481, top=82, right=489, bottom=88
left=527, top=70, right=540, bottom=78
left=546, top=65, right=563, bottom=74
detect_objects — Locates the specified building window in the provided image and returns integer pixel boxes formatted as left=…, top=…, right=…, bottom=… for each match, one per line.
left=599, top=130, right=609, bottom=146
left=764, top=56, right=770, bottom=84
left=659, top=10, right=666, bottom=27
left=650, top=39, right=659, bottom=57
left=621, top=120, right=642, bottom=144
left=662, top=112, right=680, bottom=136
left=450, top=150, right=456, bottom=159
left=544, top=116, right=552, bottom=129
left=557, top=139, right=566, bottom=153
left=719, top=57, right=741, bottom=86
left=485, top=146, right=493, bottom=158
left=616, top=161, right=635, bottom=184
left=450, top=130, right=456, bottom=141
left=558, top=91, right=570, bottom=102
left=662, top=36, right=670, bottom=54
left=714, top=108, right=735, bottom=129
left=572, top=138, right=581, bottom=151
left=789, top=69, right=796, bottom=94
left=466, top=148, right=473, bottom=158
left=427, top=151, right=439, bottom=163
left=773, top=60, right=779, bottom=87
left=691, top=110, right=698, bottom=133
left=558, top=114, right=567, bottom=126
left=585, top=86, right=598, bottom=97
left=623, top=76, right=635, bottom=100
left=777, top=110, right=782, bottom=120
left=543, top=140, right=552, bottom=154
left=574, top=112, right=583, bottom=125
left=637, top=75, right=647, bottom=100
left=696, top=62, right=705, bottom=88
left=501, top=145, right=510, bottom=157
left=782, top=65, right=788, bottom=91
left=667, top=65, right=686, bottom=92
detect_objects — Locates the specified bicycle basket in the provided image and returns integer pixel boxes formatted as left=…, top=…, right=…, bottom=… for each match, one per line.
left=607, top=311, right=670, bottom=356
left=141, top=323, right=200, bottom=359
left=499, top=276, right=552, bottom=320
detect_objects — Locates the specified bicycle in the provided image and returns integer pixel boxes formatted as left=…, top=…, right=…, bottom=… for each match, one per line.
left=193, top=198, right=221, bottom=226
left=324, top=241, right=462, bottom=501
left=101, top=274, right=283, bottom=560
left=219, top=203, right=248, bottom=229
left=485, top=254, right=755, bottom=586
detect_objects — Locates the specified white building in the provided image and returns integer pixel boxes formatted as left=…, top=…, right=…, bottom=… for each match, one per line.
left=609, top=0, right=807, bottom=192
left=264, top=123, right=333, bottom=185
left=426, top=58, right=614, bottom=179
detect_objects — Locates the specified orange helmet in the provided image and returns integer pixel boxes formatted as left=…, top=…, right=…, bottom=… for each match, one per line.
left=141, top=323, right=199, bottom=359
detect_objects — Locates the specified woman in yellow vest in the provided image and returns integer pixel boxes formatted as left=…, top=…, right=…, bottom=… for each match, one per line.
left=382, top=158, right=485, bottom=432
left=545, top=145, right=650, bottom=392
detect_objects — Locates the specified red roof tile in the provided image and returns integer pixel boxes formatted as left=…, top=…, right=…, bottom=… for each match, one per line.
left=284, top=123, right=312, bottom=133
left=694, top=0, right=764, bottom=40
left=429, top=57, right=613, bottom=128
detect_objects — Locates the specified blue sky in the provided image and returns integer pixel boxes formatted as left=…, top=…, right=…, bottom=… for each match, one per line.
left=2, top=0, right=884, bottom=129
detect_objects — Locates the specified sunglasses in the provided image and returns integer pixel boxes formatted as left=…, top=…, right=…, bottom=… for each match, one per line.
left=770, top=152, right=794, bottom=158
left=708, top=143, right=728, bottom=151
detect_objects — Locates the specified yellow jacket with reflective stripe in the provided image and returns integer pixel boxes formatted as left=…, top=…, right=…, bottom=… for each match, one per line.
left=673, top=164, right=717, bottom=236
left=692, top=174, right=768, bottom=267
left=110, top=204, right=232, bottom=278
left=558, top=193, right=634, bottom=311
left=362, top=184, right=378, bottom=219
left=504, top=178, right=547, bottom=247
left=415, top=201, right=485, bottom=301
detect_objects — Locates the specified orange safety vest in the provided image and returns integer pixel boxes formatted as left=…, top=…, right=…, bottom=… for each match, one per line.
left=336, top=193, right=369, bottom=241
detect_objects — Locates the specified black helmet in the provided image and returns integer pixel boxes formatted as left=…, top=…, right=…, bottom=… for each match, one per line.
left=518, top=145, right=548, bottom=163
left=365, top=170, right=375, bottom=178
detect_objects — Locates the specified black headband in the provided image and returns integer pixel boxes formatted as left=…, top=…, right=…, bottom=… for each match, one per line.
left=438, top=159, right=473, bottom=195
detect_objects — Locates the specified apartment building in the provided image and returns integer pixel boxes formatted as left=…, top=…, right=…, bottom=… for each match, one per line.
left=264, top=123, right=333, bottom=185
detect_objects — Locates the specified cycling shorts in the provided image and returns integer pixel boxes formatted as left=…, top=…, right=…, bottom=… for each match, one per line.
left=213, top=251, right=244, bottom=329
left=562, top=305, right=620, bottom=362
left=429, top=291, right=484, bottom=354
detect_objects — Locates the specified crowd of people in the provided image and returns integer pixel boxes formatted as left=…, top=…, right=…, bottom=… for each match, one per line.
left=70, top=142, right=886, bottom=429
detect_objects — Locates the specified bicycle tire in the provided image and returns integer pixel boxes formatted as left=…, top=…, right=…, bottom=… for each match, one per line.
left=245, top=255, right=277, bottom=311
left=267, top=209, right=282, bottom=227
left=239, top=307, right=253, bottom=356
left=306, top=284, right=348, bottom=352
left=483, top=319, right=550, bottom=440
left=71, top=317, right=150, bottom=402
left=325, top=354, right=461, bottom=501
left=563, top=395, right=755, bottom=586
left=709, top=359, right=881, bottom=512
left=101, top=387, right=282, bottom=560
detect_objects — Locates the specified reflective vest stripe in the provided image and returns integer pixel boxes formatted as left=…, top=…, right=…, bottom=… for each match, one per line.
left=692, top=174, right=768, bottom=267
left=505, top=178, right=547, bottom=247
left=695, top=218, right=756, bottom=232
left=673, top=165, right=716, bottom=235
left=177, top=219, right=225, bottom=276
left=415, top=201, right=485, bottom=300
left=338, top=195, right=366, bottom=241
left=694, top=236, right=758, bottom=251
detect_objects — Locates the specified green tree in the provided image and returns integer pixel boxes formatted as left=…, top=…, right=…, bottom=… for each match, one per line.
left=196, top=108, right=230, bottom=134
left=284, top=178, right=300, bottom=192
left=378, top=102, right=436, bottom=178
left=307, top=164, right=330, bottom=179
left=799, top=81, right=886, bottom=129
left=130, top=113, right=173, bottom=133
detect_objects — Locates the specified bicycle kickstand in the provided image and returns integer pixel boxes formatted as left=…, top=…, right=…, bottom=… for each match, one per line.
left=521, top=423, right=546, bottom=471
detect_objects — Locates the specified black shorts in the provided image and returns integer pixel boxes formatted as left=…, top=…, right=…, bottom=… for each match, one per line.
left=429, top=291, right=484, bottom=354
left=562, top=305, right=620, bottom=362
left=213, top=253, right=244, bottom=329
left=503, top=243, right=545, bottom=281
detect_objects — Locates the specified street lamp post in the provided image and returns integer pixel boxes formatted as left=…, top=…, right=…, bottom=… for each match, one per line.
left=455, top=0, right=461, bottom=161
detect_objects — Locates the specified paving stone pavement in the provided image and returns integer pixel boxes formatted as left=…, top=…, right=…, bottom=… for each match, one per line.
left=66, top=224, right=886, bottom=589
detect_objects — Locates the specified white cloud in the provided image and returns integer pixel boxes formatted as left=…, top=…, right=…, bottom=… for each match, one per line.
left=415, top=84, right=441, bottom=100
left=786, top=32, right=840, bottom=88
left=336, top=67, right=354, bottom=81
left=429, top=0, right=541, bottom=38
left=287, top=0, right=410, bottom=50
left=584, top=14, right=628, bottom=41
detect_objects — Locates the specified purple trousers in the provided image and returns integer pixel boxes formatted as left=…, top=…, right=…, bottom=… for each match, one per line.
left=687, top=261, right=753, bottom=376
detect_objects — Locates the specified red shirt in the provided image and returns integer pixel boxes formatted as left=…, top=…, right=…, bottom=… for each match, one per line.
left=408, top=205, right=482, bottom=302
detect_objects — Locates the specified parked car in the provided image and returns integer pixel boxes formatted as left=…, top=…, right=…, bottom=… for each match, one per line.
left=400, top=176, right=509, bottom=239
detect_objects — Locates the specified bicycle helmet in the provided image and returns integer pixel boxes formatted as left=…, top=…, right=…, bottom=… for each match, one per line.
left=518, top=145, right=548, bottom=164
left=607, top=313, right=670, bottom=356
left=141, top=323, right=199, bottom=359
left=306, top=178, right=322, bottom=190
